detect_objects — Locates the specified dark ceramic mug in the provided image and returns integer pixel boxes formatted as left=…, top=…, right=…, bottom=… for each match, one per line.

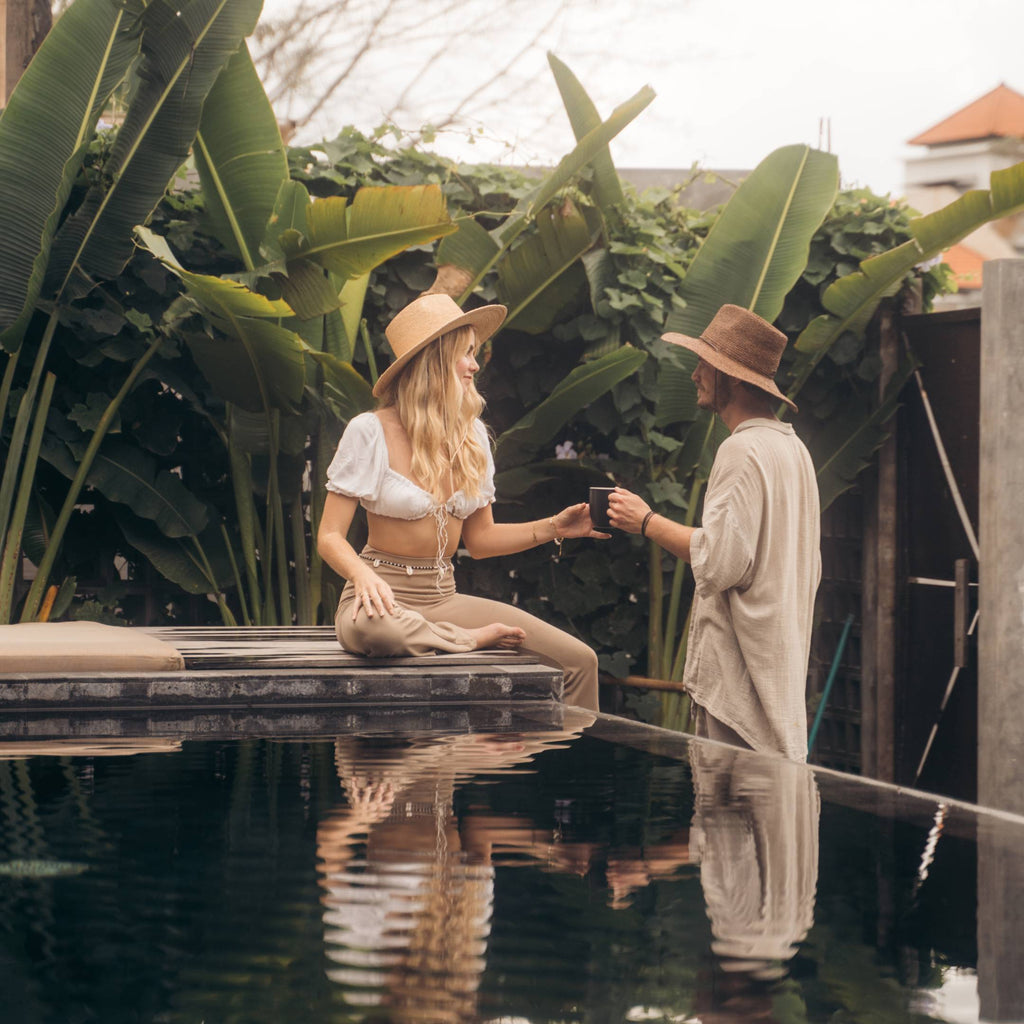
left=589, top=487, right=614, bottom=530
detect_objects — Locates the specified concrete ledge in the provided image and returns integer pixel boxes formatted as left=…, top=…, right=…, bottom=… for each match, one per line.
left=0, top=662, right=562, bottom=710
left=0, top=702, right=585, bottom=746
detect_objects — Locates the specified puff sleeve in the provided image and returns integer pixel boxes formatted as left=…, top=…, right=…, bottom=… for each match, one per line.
left=325, top=413, right=388, bottom=501
left=474, top=419, right=496, bottom=505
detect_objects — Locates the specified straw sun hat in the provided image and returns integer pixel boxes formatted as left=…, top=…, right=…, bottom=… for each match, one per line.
left=373, top=293, right=507, bottom=398
left=662, top=304, right=798, bottom=413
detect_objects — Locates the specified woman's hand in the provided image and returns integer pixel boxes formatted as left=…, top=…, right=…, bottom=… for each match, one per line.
left=350, top=566, right=396, bottom=621
left=607, top=486, right=652, bottom=534
left=553, top=502, right=611, bottom=540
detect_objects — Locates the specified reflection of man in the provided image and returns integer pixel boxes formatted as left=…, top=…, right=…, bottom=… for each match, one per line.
left=688, top=745, right=820, bottom=983
left=609, top=305, right=821, bottom=760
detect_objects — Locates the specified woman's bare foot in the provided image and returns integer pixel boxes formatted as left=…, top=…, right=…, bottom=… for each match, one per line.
left=468, top=623, right=526, bottom=650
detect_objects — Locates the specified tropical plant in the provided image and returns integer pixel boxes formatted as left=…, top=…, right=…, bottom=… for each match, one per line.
left=125, top=50, right=654, bottom=627
left=0, top=0, right=265, bottom=623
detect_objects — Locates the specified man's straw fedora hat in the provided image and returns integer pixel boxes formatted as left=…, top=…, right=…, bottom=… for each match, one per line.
left=373, top=293, right=507, bottom=397
left=661, top=304, right=798, bottom=413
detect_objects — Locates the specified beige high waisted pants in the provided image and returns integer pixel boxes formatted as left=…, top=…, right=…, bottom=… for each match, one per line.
left=335, top=547, right=599, bottom=711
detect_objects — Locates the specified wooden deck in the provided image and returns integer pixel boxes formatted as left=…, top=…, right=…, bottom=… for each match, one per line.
left=0, top=626, right=564, bottom=711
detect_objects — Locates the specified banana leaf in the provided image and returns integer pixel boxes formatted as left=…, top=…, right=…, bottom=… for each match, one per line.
left=294, top=185, right=456, bottom=279
left=85, top=441, right=209, bottom=539
left=664, top=145, right=840, bottom=337
left=46, top=0, right=264, bottom=300
left=137, top=226, right=307, bottom=413
left=0, top=0, right=143, bottom=350
left=181, top=317, right=307, bottom=414
left=810, top=355, right=918, bottom=511
left=494, top=458, right=610, bottom=500
left=496, top=199, right=599, bottom=333
left=438, top=82, right=655, bottom=301
left=653, top=344, right=700, bottom=428
left=335, top=274, right=370, bottom=361
left=495, top=345, right=648, bottom=467
left=117, top=512, right=233, bottom=594
left=790, top=159, right=1024, bottom=397
left=307, top=350, right=375, bottom=422
left=499, top=85, right=655, bottom=247
left=435, top=218, right=499, bottom=295
left=546, top=53, right=625, bottom=224
left=194, top=41, right=289, bottom=269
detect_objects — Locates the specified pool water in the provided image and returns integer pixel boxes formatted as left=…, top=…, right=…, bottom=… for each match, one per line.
left=0, top=710, right=1018, bottom=1023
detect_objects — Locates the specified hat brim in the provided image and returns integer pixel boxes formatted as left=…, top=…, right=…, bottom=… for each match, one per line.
left=372, top=303, right=507, bottom=397
left=661, top=331, right=798, bottom=413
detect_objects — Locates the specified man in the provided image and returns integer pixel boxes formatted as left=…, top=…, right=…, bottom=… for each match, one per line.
left=608, top=304, right=821, bottom=761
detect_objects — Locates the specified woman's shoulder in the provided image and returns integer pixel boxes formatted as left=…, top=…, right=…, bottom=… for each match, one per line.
left=341, top=411, right=383, bottom=440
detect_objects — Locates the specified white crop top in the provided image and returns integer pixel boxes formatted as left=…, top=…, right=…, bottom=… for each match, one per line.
left=325, top=412, right=496, bottom=521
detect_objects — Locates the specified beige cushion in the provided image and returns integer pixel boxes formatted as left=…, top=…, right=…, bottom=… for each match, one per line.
left=0, top=622, right=185, bottom=674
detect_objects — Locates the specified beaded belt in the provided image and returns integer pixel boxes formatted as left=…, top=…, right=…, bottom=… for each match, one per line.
left=359, top=553, right=451, bottom=577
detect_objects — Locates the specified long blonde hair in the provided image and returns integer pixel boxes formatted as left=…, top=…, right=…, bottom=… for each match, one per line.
left=378, top=326, right=489, bottom=500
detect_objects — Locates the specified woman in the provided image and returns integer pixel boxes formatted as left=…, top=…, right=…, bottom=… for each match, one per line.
left=317, top=293, right=605, bottom=710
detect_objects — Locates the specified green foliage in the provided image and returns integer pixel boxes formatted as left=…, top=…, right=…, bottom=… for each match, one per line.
left=0, top=15, right=975, bottom=707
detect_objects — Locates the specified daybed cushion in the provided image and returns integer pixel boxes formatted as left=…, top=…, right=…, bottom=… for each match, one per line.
left=0, top=621, right=185, bottom=674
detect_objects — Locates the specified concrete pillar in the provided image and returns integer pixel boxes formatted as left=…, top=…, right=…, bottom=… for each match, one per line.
left=978, top=258, right=1024, bottom=1022
left=979, top=258, right=1024, bottom=814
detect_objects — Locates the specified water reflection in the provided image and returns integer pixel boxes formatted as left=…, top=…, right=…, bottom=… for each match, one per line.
left=317, top=720, right=594, bottom=1022
left=688, top=745, right=820, bottom=1022
left=315, top=725, right=821, bottom=1023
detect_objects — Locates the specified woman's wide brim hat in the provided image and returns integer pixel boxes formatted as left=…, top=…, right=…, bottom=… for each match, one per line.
left=373, top=293, right=507, bottom=397
left=662, top=304, right=798, bottom=413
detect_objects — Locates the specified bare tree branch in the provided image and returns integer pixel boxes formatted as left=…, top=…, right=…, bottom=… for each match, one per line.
left=290, top=0, right=401, bottom=130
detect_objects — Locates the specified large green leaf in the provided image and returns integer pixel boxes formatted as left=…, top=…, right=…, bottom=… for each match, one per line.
left=193, top=41, right=289, bottom=269
left=136, top=227, right=294, bottom=317
left=435, top=218, right=500, bottom=294
left=292, top=185, right=456, bottom=279
left=495, top=346, right=648, bottom=467
left=790, top=160, right=1024, bottom=397
left=546, top=53, right=625, bottom=223
left=0, top=0, right=143, bottom=350
left=87, top=442, right=209, bottom=538
left=137, top=225, right=306, bottom=413
left=307, top=350, right=375, bottom=422
left=117, top=512, right=231, bottom=593
left=496, top=198, right=598, bottom=333
left=182, top=318, right=307, bottom=414
left=810, top=355, right=918, bottom=511
left=438, top=83, right=654, bottom=302
left=653, top=344, right=699, bottom=428
left=47, top=0, right=264, bottom=298
left=664, top=145, right=839, bottom=337
left=498, top=84, right=655, bottom=248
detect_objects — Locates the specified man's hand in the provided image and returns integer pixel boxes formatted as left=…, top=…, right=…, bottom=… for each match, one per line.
left=607, top=487, right=652, bottom=534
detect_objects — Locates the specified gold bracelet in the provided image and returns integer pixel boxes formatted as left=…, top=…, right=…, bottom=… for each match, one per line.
left=550, top=516, right=564, bottom=557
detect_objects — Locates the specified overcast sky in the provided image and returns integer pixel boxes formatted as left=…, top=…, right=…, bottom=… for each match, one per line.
left=260, top=0, right=1024, bottom=199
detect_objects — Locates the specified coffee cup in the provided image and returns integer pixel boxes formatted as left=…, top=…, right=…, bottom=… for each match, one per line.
left=589, top=487, right=614, bottom=530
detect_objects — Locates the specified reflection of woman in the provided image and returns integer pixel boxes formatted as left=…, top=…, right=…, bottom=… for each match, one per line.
left=317, top=723, right=592, bottom=1022
left=316, top=293, right=604, bottom=710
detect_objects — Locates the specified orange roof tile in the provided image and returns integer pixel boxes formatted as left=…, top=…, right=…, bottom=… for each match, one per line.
left=941, top=243, right=985, bottom=290
left=908, top=83, right=1024, bottom=145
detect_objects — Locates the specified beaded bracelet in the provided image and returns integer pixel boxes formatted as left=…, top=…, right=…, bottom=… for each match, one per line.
left=640, top=510, right=656, bottom=538
left=550, top=516, right=564, bottom=557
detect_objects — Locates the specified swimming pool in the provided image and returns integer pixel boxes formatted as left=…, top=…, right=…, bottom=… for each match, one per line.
left=0, top=707, right=1018, bottom=1022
